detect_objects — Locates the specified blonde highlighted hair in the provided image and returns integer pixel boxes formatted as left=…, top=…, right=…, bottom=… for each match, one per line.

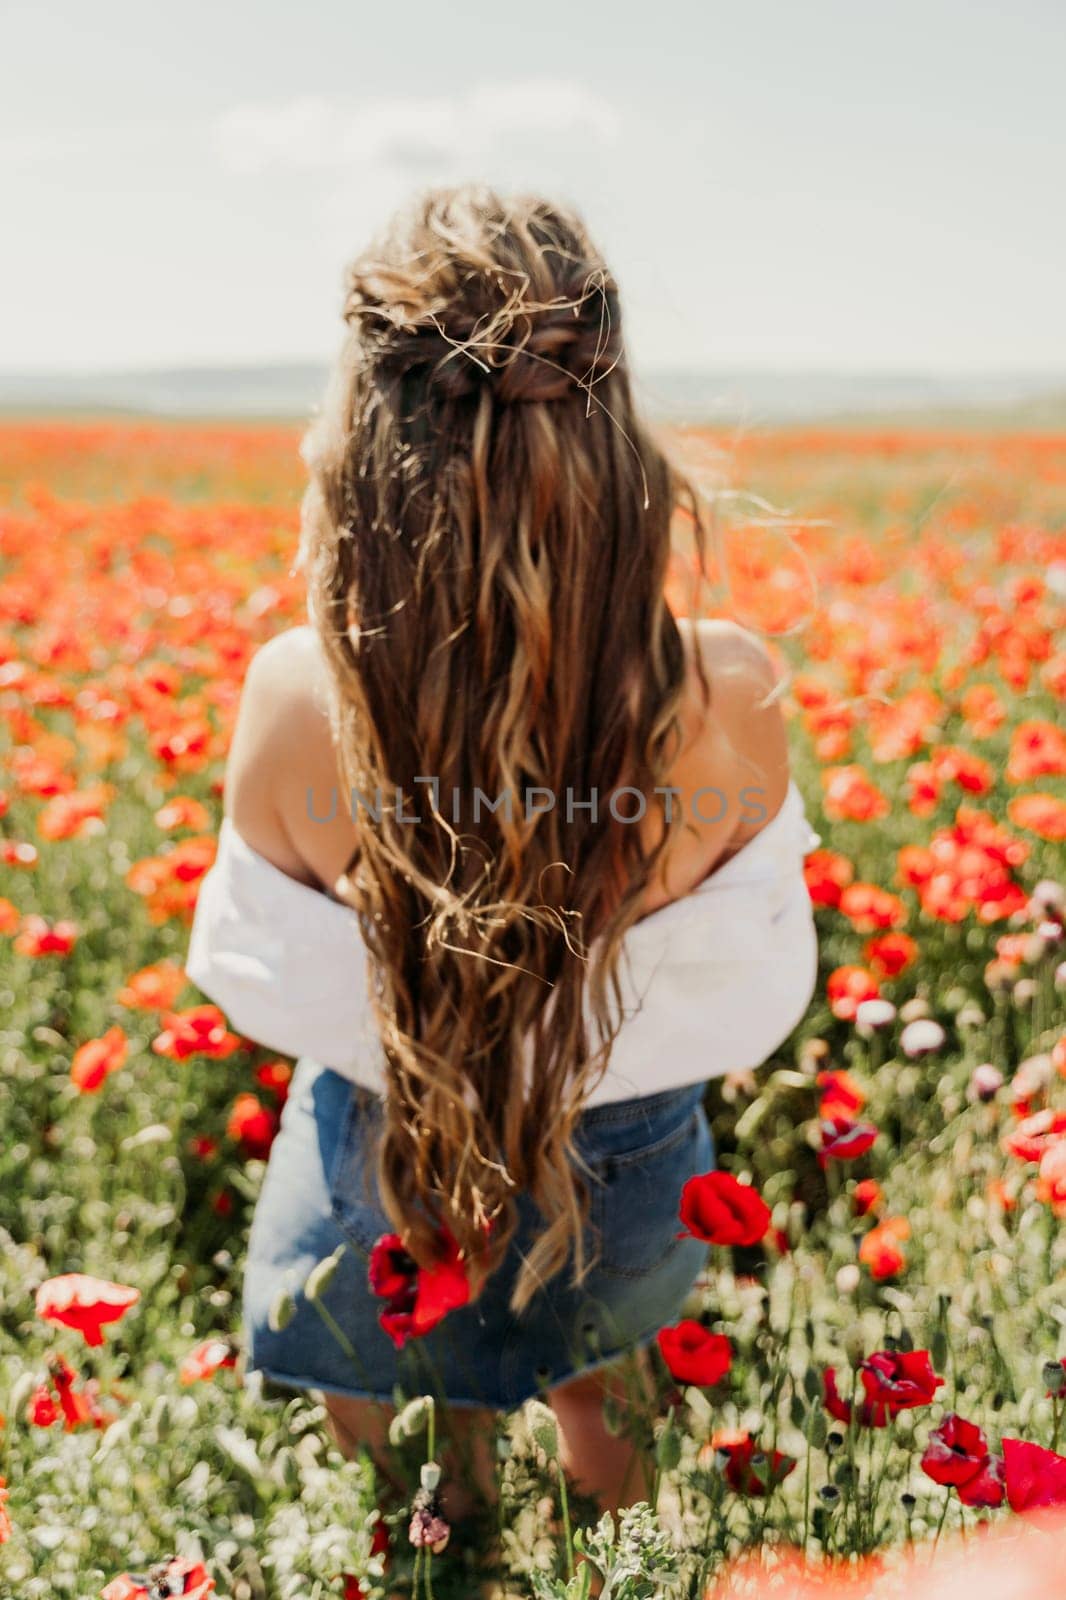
left=300, top=184, right=707, bottom=1316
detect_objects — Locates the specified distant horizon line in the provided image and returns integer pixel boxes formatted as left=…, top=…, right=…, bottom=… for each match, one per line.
left=3, top=359, right=1065, bottom=383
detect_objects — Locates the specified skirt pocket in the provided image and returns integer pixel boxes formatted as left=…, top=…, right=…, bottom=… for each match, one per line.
left=327, top=1086, right=391, bottom=1260
left=584, top=1100, right=714, bottom=1279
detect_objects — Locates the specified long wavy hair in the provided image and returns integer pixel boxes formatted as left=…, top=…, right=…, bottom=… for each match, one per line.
left=300, top=184, right=708, bottom=1316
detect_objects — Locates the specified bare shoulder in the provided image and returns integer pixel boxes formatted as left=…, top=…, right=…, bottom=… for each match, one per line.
left=676, top=617, right=791, bottom=842
left=223, top=624, right=358, bottom=888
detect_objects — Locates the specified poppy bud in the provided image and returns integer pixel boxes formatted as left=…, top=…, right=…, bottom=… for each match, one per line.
left=268, top=1290, right=295, bottom=1332
left=303, top=1245, right=346, bottom=1303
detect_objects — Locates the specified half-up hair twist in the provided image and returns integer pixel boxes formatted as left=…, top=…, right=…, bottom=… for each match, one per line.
left=301, top=183, right=707, bottom=1318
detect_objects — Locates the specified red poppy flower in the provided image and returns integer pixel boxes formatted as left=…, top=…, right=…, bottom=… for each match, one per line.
left=822, top=1366, right=886, bottom=1429
left=13, top=914, right=79, bottom=956
left=804, top=849, right=855, bottom=909
left=863, top=932, right=918, bottom=979
left=37, top=783, right=114, bottom=840
left=853, top=1179, right=883, bottom=1216
left=0, top=1478, right=9, bottom=1547
left=858, top=1216, right=909, bottom=1280
left=1007, top=720, right=1066, bottom=783
left=1003, top=1437, right=1066, bottom=1517
left=859, top=1349, right=943, bottom=1419
left=1008, top=793, right=1066, bottom=842
left=1037, top=1141, right=1066, bottom=1216
left=368, top=1233, right=418, bottom=1302
left=367, top=1226, right=470, bottom=1348
left=1003, top=1109, right=1066, bottom=1164
left=930, top=745, right=994, bottom=796
left=821, top=766, right=890, bottom=823
left=713, top=1429, right=796, bottom=1496
left=225, top=1092, right=278, bottom=1159
left=656, top=1321, right=732, bottom=1386
left=35, top=1274, right=140, bottom=1347
left=817, top=1069, right=866, bottom=1120
left=826, top=965, right=881, bottom=1021
left=179, top=1337, right=239, bottom=1385
left=70, top=1026, right=128, bottom=1093
left=27, top=1385, right=59, bottom=1427
left=152, top=1004, right=240, bottom=1061
left=255, top=1059, right=292, bottom=1102
left=920, top=1413, right=1000, bottom=1501
left=838, top=883, right=907, bottom=932
left=0, top=897, right=19, bottom=936
left=154, top=795, right=212, bottom=831
left=819, top=1117, right=878, bottom=1167
left=677, top=1171, right=771, bottom=1247
left=411, top=1228, right=471, bottom=1337
left=115, top=960, right=187, bottom=1010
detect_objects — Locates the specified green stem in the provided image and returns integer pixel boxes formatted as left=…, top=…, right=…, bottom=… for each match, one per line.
left=557, top=1460, right=576, bottom=1582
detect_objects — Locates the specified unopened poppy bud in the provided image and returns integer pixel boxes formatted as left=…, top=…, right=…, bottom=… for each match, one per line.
left=855, top=998, right=896, bottom=1035
left=1013, top=979, right=1038, bottom=1007
left=268, top=1290, right=295, bottom=1332
left=900, top=1019, right=945, bottom=1058
left=1043, top=1360, right=1066, bottom=1398
left=984, top=960, right=1016, bottom=994
left=899, top=997, right=931, bottom=1023
left=303, top=1244, right=346, bottom=1303
left=1029, top=879, right=1065, bottom=921
left=967, top=1063, right=1004, bottom=1102
left=420, top=1461, right=441, bottom=1493
left=527, top=1399, right=559, bottom=1459
left=389, top=1395, right=431, bottom=1444
left=843, top=1323, right=867, bottom=1366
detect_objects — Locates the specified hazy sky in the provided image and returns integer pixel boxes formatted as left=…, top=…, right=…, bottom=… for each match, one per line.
left=2, top=0, right=1063, bottom=376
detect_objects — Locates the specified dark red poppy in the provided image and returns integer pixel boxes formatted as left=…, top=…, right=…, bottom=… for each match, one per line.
left=822, top=1366, right=887, bottom=1429
left=411, top=1228, right=471, bottom=1337
left=819, top=1117, right=878, bottom=1167
left=225, top=1092, right=278, bottom=1159
left=859, top=1350, right=944, bottom=1419
left=367, top=1226, right=470, bottom=1349
left=676, top=1171, right=771, bottom=1248
left=920, top=1413, right=1004, bottom=1505
left=853, top=1179, right=883, bottom=1216
left=656, top=1321, right=732, bottom=1386
left=368, top=1233, right=417, bottom=1301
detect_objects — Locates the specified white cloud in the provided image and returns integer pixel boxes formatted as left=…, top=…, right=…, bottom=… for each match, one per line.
left=213, top=80, right=621, bottom=177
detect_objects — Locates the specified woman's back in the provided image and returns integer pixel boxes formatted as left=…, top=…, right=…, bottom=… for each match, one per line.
left=222, top=613, right=792, bottom=920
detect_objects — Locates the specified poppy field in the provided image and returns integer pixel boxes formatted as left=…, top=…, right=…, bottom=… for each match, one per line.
left=0, top=418, right=1064, bottom=1598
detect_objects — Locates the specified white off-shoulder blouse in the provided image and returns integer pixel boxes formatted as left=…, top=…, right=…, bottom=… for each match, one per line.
left=185, top=780, right=821, bottom=1108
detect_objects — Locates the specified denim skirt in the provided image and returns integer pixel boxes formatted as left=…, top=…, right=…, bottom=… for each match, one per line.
left=243, top=1056, right=714, bottom=1411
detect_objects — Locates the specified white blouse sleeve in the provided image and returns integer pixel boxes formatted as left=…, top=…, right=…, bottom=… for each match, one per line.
left=184, top=818, right=381, bottom=1073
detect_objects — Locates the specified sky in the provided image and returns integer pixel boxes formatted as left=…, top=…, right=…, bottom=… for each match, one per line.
left=2, top=0, right=1064, bottom=378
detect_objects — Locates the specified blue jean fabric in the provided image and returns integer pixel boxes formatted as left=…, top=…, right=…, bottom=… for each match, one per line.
left=243, top=1057, right=714, bottom=1411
